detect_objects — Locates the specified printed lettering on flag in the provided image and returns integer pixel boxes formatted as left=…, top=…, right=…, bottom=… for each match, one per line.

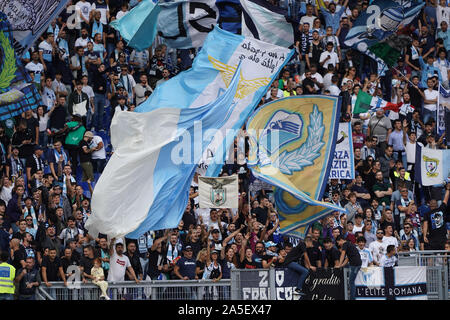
left=329, top=122, right=355, bottom=180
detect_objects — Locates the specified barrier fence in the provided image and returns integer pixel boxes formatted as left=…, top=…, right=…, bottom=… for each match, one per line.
left=32, top=251, right=449, bottom=301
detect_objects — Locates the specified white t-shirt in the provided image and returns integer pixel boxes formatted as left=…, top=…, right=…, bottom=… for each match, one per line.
left=75, top=37, right=91, bottom=49
left=82, top=85, right=95, bottom=100
left=319, top=51, right=339, bottom=69
left=368, top=240, right=386, bottom=264
left=91, top=2, right=110, bottom=25
left=38, top=40, right=53, bottom=62
left=25, top=61, right=44, bottom=84
left=76, top=1, right=92, bottom=22
left=108, top=252, right=131, bottom=282
left=379, top=254, right=397, bottom=267
left=323, top=73, right=333, bottom=90
left=116, top=10, right=128, bottom=20
left=423, top=89, right=438, bottom=111
left=382, top=236, right=399, bottom=249
left=329, top=84, right=341, bottom=96
left=358, top=247, right=373, bottom=268
left=265, top=88, right=284, bottom=99
left=91, top=135, right=106, bottom=160
left=299, top=15, right=316, bottom=28
left=434, top=59, right=449, bottom=83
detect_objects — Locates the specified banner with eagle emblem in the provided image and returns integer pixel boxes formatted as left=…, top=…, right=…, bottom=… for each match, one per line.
left=198, top=175, right=239, bottom=208
left=246, top=95, right=346, bottom=237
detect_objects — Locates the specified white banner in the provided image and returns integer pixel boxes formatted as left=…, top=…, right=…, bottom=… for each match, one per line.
left=329, top=122, right=354, bottom=180
left=356, top=266, right=427, bottom=300
left=198, top=174, right=238, bottom=208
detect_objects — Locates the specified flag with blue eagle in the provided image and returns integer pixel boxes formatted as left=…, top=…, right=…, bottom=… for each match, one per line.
left=344, top=0, right=424, bottom=74
left=246, top=95, right=347, bottom=238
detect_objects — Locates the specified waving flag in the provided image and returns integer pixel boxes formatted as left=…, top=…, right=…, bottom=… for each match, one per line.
left=157, top=0, right=219, bottom=49
left=415, top=145, right=450, bottom=186
left=138, top=26, right=293, bottom=178
left=246, top=95, right=346, bottom=219
left=353, top=89, right=403, bottom=114
left=86, top=61, right=241, bottom=239
left=0, top=0, right=70, bottom=56
left=274, top=187, right=335, bottom=239
left=241, top=0, right=295, bottom=48
left=110, top=0, right=161, bottom=51
left=0, top=12, right=42, bottom=120
left=344, top=0, right=424, bottom=73
left=88, top=27, right=293, bottom=239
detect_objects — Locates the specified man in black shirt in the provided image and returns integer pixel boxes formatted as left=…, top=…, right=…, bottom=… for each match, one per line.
left=41, top=248, right=67, bottom=287
left=26, top=145, right=45, bottom=185
left=423, top=183, right=450, bottom=250
left=323, top=237, right=340, bottom=267
left=284, top=240, right=312, bottom=296
left=336, top=235, right=362, bottom=300
left=11, top=119, right=35, bottom=163
left=304, top=236, right=322, bottom=268
left=125, top=241, right=143, bottom=281
left=49, top=96, right=68, bottom=141
left=14, top=257, right=41, bottom=300
left=80, top=245, right=96, bottom=283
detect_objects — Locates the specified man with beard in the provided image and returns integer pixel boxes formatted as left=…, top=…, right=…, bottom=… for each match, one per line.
left=423, top=183, right=450, bottom=250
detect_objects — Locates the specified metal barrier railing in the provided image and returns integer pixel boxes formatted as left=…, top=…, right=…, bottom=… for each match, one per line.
left=398, top=250, right=450, bottom=267
left=37, top=279, right=232, bottom=301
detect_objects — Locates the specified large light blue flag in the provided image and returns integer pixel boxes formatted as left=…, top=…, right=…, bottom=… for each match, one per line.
left=110, top=0, right=161, bottom=51
left=86, top=62, right=241, bottom=239
left=137, top=26, right=294, bottom=177
left=87, top=27, right=293, bottom=239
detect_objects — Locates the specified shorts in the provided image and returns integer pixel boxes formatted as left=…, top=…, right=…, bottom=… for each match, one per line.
left=81, top=161, right=95, bottom=182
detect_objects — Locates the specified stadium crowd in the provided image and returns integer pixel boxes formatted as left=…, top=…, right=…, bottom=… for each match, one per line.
left=0, top=0, right=450, bottom=301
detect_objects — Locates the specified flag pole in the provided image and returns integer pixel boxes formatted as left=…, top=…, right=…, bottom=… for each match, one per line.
left=392, top=66, right=416, bottom=87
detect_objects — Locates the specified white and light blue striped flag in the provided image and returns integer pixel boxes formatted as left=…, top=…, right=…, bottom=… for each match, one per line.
left=241, top=0, right=295, bottom=48
left=87, top=26, right=293, bottom=239
left=86, top=59, right=242, bottom=239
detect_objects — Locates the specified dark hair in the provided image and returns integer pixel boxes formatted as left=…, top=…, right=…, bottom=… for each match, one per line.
left=357, top=236, right=366, bottom=243
left=386, top=245, right=395, bottom=253
left=335, top=235, right=345, bottom=242
left=0, top=251, right=9, bottom=262
left=323, top=237, right=333, bottom=244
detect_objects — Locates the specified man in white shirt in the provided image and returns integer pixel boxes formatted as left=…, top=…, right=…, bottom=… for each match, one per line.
left=81, top=75, right=95, bottom=122
left=25, top=51, right=44, bottom=87
left=422, top=77, right=438, bottom=124
left=320, top=42, right=339, bottom=70
left=368, top=228, right=386, bottom=266
left=52, top=72, right=68, bottom=99
left=91, top=0, right=110, bottom=25
left=356, top=237, right=374, bottom=267
left=75, top=28, right=92, bottom=50
left=90, top=134, right=106, bottom=174
left=328, top=75, right=341, bottom=96
left=382, top=225, right=399, bottom=251
left=379, top=245, right=397, bottom=267
left=300, top=64, right=323, bottom=92
left=76, top=0, right=92, bottom=28
left=42, top=77, right=57, bottom=110
left=108, top=239, right=140, bottom=283
left=58, top=216, right=84, bottom=247
left=38, top=33, right=55, bottom=78
left=134, top=74, right=153, bottom=106
left=299, top=4, right=317, bottom=28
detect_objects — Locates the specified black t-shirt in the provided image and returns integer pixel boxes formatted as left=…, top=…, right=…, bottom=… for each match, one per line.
left=26, top=154, right=45, bottom=176
left=12, top=246, right=26, bottom=270
left=284, top=241, right=306, bottom=265
left=61, top=256, right=79, bottom=274
left=80, top=256, right=94, bottom=275
left=195, top=260, right=205, bottom=278
left=41, top=256, right=62, bottom=281
left=25, top=117, right=39, bottom=141
left=185, top=239, right=203, bottom=258
left=147, top=249, right=167, bottom=279
left=342, top=241, right=362, bottom=266
left=78, top=140, right=91, bottom=163
left=253, top=206, right=268, bottom=225
left=240, top=258, right=259, bottom=269
left=424, top=203, right=449, bottom=243
left=49, top=105, right=67, bottom=130
left=324, top=246, right=340, bottom=267
left=261, top=254, right=276, bottom=267
left=302, top=77, right=316, bottom=94
left=306, top=246, right=322, bottom=267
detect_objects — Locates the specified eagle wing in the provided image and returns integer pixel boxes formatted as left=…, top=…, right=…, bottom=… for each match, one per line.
left=208, top=55, right=236, bottom=88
